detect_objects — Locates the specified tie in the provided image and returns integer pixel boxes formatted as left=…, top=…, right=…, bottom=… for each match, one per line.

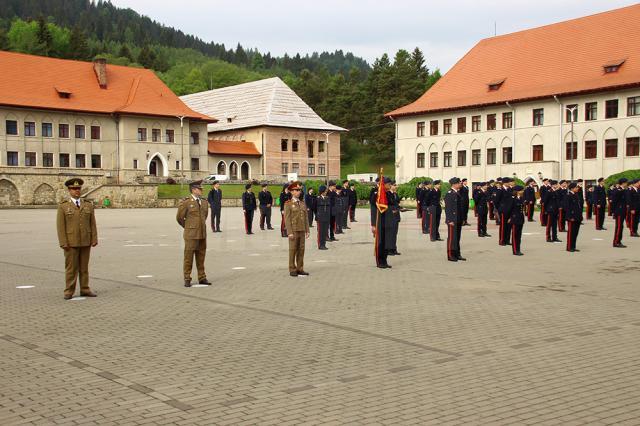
left=76, top=200, right=80, bottom=208
left=197, top=198, right=201, bottom=207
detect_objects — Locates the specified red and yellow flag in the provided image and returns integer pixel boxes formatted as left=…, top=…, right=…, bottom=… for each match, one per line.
left=376, top=168, right=388, bottom=214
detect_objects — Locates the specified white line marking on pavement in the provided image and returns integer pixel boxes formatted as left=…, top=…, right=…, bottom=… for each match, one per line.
left=226, top=240, right=236, bottom=243
left=16, top=285, right=34, bottom=289
left=232, top=267, right=246, bottom=270
left=523, top=232, right=540, bottom=235
left=270, top=244, right=280, bottom=247
left=191, top=284, right=209, bottom=288
left=313, top=260, right=328, bottom=263
left=136, top=275, right=153, bottom=278
left=249, top=253, right=261, bottom=256
left=124, top=244, right=153, bottom=247
left=593, top=238, right=603, bottom=241
left=69, top=297, right=86, bottom=301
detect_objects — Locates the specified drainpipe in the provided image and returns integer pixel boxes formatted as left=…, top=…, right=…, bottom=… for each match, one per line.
left=261, top=132, right=265, bottom=180
left=114, top=114, right=120, bottom=184
left=553, top=96, right=562, bottom=179
left=505, top=102, right=516, bottom=168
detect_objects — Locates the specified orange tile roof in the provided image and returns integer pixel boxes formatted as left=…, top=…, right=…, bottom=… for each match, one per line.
left=0, top=51, right=216, bottom=122
left=208, top=140, right=261, bottom=157
left=387, top=4, right=640, bottom=118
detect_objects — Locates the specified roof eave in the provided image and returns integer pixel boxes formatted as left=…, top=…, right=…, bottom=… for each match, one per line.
left=207, top=123, right=347, bottom=133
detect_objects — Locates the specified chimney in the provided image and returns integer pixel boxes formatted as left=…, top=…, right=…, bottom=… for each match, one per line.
left=93, top=58, right=108, bottom=89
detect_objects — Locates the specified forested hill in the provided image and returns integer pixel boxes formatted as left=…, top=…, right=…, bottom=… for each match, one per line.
left=0, top=0, right=441, bottom=163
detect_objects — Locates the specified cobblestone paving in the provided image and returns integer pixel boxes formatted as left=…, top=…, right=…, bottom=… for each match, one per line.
left=1, top=208, right=639, bottom=425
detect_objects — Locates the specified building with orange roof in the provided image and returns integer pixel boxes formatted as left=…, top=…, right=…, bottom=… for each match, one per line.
left=0, top=51, right=216, bottom=206
left=387, top=5, right=640, bottom=184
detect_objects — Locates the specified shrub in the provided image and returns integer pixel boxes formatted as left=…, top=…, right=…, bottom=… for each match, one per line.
left=605, top=169, right=640, bottom=188
left=166, top=177, right=176, bottom=184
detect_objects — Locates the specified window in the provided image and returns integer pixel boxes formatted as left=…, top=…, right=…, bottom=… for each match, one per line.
left=605, top=99, right=618, bottom=119
left=417, top=152, right=425, bottom=168
left=90, top=125, right=100, bottom=140
left=472, top=116, right=481, bottom=132
left=430, top=152, right=438, bottom=167
left=6, top=120, right=18, bottom=135
left=532, top=145, right=544, bottom=162
left=292, top=140, right=299, bottom=152
left=43, top=153, right=53, bottom=167
left=565, top=142, right=577, bottom=160
left=457, top=117, right=466, bottom=133
left=165, top=129, right=174, bottom=143
left=75, top=154, right=86, bottom=168
left=59, top=123, right=69, bottom=138
left=443, top=151, right=452, bottom=167
left=281, top=162, right=289, bottom=174
left=487, top=148, right=496, bottom=165
left=75, top=125, right=85, bottom=139
left=443, top=119, right=452, bottom=134
left=416, top=121, right=425, bottom=137
left=7, top=151, right=18, bottom=166
left=502, top=147, right=513, bottom=163
left=533, top=108, right=544, bottom=126
left=430, top=120, right=438, bottom=136
left=502, top=112, right=513, bottom=129
left=487, top=114, right=496, bottom=131
left=191, top=158, right=200, bottom=171
left=25, top=152, right=36, bottom=166
left=565, top=105, right=578, bottom=123
left=42, top=122, right=53, bottom=137
left=457, top=150, right=467, bottom=166
left=584, top=140, right=597, bottom=159
left=472, top=149, right=481, bottom=165
left=133, top=159, right=139, bottom=169
left=308, top=164, right=315, bottom=175
left=292, top=162, right=300, bottom=173
left=59, top=153, right=69, bottom=167
left=605, top=139, right=618, bottom=158
left=318, top=141, right=325, bottom=153
left=152, top=128, right=161, bottom=142
left=91, top=154, right=101, bottom=168
left=25, top=121, right=36, bottom=136
left=307, top=140, right=314, bottom=158
left=190, top=132, right=199, bottom=145
left=627, top=137, right=640, bottom=156
left=318, top=163, right=326, bottom=175
left=628, top=97, right=640, bottom=116
left=175, top=160, right=180, bottom=169
left=137, top=128, right=147, bottom=142
left=281, top=139, right=288, bottom=151
left=585, top=102, right=597, bottom=121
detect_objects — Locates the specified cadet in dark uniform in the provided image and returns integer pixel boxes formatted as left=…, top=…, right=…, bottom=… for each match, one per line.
left=543, top=180, right=561, bottom=243
left=334, top=186, right=345, bottom=234
left=328, top=181, right=338, bottom=240
left=627, top=179, right=640, bottom=237
left=387, top=181, right=401, bottom=256
left=585, top=184, right=594, bottom=221
left=207, top=180, right=222, bottom=232
left=491, top=178, right=504, bottom=225
left=564, top=182, right=583, bottom=252
left=258, top=183, right=274, bottom=230
left=445, top=177, right=465, bottom=262
left=539, top=178, right=549, bottom=226
left=498, top=177, right=514, bottom=246
left=460, top=178, right=470, bottom=226
left=315, top=185, right=330, bottom=250
left=279, top=184, right=291, bottom=238
left=56, top=178, right=98, bottom=300
left=593, top=178, right=607, bottom=230
left=430, top=180, right=443, bottom=241
left=304, top=187, right=316, bottom=228
left=523, top=179, right=536, bottom=222
left=241, top=183, right=257, bottom=234
left=348, top=181, right=358, bottom=222
left=341, top=180, right=351, bottom=229
left=371, top=177, right=392, bottom=269
left=284, top=182, right=310, bottom=276
left=612, top=178, right=629, bottom=247
left=177, top=180, right=210, bottom=287
left=487, top=180, right=496, bottom=221
left=510, top=185, right=525, bottom=256
left=474, top=182, right=490, bottom=237
left=416, top=181, right=424, bottom=219
left=557, top=180, right=568, bottom=232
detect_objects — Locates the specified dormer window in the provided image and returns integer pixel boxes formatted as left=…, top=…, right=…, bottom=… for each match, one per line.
left=487, top=78, right=505, bottom=91
left=603, top=59, right=625, bottom=73
left=227, top=118, right=233, bottom=123
left=55, top=87, right=72, bottom=99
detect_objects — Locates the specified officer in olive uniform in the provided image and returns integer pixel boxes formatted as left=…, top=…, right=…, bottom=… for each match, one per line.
left=284, top=181, right=310, bottom=276
left=177, top=180, right=210, bottom=287
left=56, top=178, right=98, bottom=300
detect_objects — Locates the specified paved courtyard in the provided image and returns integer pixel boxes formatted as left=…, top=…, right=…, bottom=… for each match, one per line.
left=1, top=206, right=639, bottom=425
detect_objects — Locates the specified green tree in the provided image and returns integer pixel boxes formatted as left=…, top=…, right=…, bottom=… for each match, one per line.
left=137, top=44, right=155, bottom=68
left=36, top=16, right=53, bottom=55
left=118, top=44, right=133, bottom=61
left=0, top=27, right=8, bottom=50
left=68, top=25, right=89, bottom=60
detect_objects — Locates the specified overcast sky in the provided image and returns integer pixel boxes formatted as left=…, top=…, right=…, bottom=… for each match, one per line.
left=110, top=0, right=636, bottom=72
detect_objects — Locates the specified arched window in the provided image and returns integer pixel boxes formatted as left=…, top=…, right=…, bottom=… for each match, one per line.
left=217, top=161, right=226, bottom=175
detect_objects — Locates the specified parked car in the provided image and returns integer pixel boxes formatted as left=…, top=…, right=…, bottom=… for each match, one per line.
left=203, top=174, right=228, bottom=183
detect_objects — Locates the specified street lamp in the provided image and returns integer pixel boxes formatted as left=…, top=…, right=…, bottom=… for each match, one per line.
left=322, top=131, right=334, bottom=184
left=565, top=105, right=577, bottom=181
left=176, top=115, right=185, bottom=181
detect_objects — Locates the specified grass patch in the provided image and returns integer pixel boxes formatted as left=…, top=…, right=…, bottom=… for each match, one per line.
left=341, top=153, right=394, bottom=179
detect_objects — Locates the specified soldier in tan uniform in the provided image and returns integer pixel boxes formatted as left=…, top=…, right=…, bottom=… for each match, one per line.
left=284, top=181, right=310, bottom=276
left=56, top=178, right=98, bottom=300
left=176, top=180, right=211, bottom=287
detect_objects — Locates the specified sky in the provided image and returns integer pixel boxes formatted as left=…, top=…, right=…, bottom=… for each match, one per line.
left=110, top=0, right=637, bottom=73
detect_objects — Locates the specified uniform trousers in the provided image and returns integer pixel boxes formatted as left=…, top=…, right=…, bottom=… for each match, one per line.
left=64, top=246, right=91, bottom=297
left=288, top=231, right=306, bottom=273
left=566, top=220, right=580, bottom=251
left=595, top=205, right=605, bottom=229
left=447, top=221, right=462, bottom=259
left=511, top=223, right=523, bottom=254
left=613, top=214, right=625, bottom=245
left=499, top=213, right=512, bottom=245
left=477, top=209, right=487, bottom=236
left=259, top=206, right=272, bottom=229
left=244, top=210, right=254, bottom=234
left=546, top=213, right=558, bottom=241
left=211, top=207, right=221, bottom=231
left=184, top=238, right=206, bottom=281
left=317, top=220, right=329, bottom=248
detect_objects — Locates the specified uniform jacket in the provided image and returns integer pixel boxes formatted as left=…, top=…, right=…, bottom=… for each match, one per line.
left=498, top=187, right=514, bottom=214
left=539, top=185, right=548, bottom=204
left=328, top=190, right=337, bottom=216
left=304, top=193, right=317, bottom=212
left=625, top=187, right=639, bottom=212
left=474, top=189, right=489, bottom=213
left=542, top=189, right=560, bottom=214
left=369, top=187, right=378, bottom=226
left=57, top=199, right=98, bottom=247
left=258, top=190, right=273, bottom=206
left=510, top=196, right=525, bottom=225
left=177, top=196, right=209, bottom=240
left=333, top=192, right=345, bottom=216
left=415, top=187, right=423, bottom=206
left=316, top=195, right=331, bottom=222
left=523, top=186, right=536, bottom=203
left=386, top=192, right=401, bottom=226
left=460, top=185, right=470, bottom=206
left=279, top=191, right=291, bottom=211
left=207, top=189, right=222, bottom=210
left=348, top=187, right=358, bottom=207
left=284, top=198, right=309, bottom=233
left=444, top=189, right=462, bottom=223
left=242, top=192, right=257, bottom=211
left=564, top=191, right=583, bottom=222
left=593, top=185, right=607, bottom=205
left=492, top=186, right=504, bottom=210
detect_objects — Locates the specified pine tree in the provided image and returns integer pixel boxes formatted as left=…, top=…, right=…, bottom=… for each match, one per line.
left=69, top=25, right=90, bottom=60
left=137, top=44, right=156, bottom=68
left=36, top=16, right=53, bottom=56
left=118, top=44, right=133, bottom=61
left=0, top=27, right=7, bottom=50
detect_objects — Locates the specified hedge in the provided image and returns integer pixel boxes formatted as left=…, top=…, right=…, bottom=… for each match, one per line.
left=605, top=169, right=640, bottom=188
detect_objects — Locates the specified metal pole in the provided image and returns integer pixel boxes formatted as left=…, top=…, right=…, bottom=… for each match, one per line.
left=177, top=116, right=185, bottom=181
left=570, top=118, right=574, bottom=181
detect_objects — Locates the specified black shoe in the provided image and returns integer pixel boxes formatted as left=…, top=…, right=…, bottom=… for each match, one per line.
left=199, top=279, right=211, bottom=285
left=394, top=251, right=401, bottom=255
left=457, top=256, right=466, bottom=261
left=631, top=234, right=639, bottom=237
left=553, top=239, right=562, bottom=242
left=436, top=238, right=444, bottom=241
left=267, top=227, right=274, bottom=230
left=309, top=224, right=314, bottom=227
left=290, top=271, right=298, bottom=277
left=388, top=252, right=396, bottom=256
left=184, top=281, right=192, bottom=287
left=448, top=257, right=458, bottom=262
left=484, top=234, right=491, bottom=237
left=319, top=246, right=328, bottom=250
left=499, top=243, right=507, bottom=246
left=297, top=271, right=309, bottom=276
left=260, top=227, right=265, bottom=231
left=248, top=232, right=254, bottom=235
left=329, top=238, right=338, bottom=242
left=547, top=239, right=553, bottom=242
left=568, top=249, right=580, bottom=252
left=377, top=264, right=391, bottom=269
left=345, top=226, right=351, bottom=229
left=351, top=219, right=358, bottom=222
left=613, top=244, right=627, bottom=248
left=514, top=252, right=524, bottom=256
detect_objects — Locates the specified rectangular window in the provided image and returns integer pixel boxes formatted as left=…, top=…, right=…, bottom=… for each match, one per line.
left=307, top=140, right=314, bottom=158
left=628, top=97, right=640, bottom=116
left=502, top=147, right=513, bottom=164
left=605, top=99, right=618, bottom=119
left=443, top=119, right=452, bottom=134
left=90, top=125, right=100, bottom=140
left=75, top=154, right=86, bottom=168
left=91, top=154, right=101, bottom=168
left=487, top=148, right=496, bottom=165
left=59, top=153, right=69, bottom=167
left=627, top=137, right=640, bottom=156
left=443, top=151, right=452, bottom=167
left=416, top=121, right=425, bottom=137
left=292, top=140, right=299, bottom=152
left=472, top=115, right=481, bottom=132
left=308, top=163, right=315, bottom=175
left=133, top=159, right=139, bottom=169
left=472, top=149, right=481, bottom=165
left=502, top=112, right=513, bottom=129
left=318, top=163, right=326, bottom=175
left=190, top=132, right=199, bottom=145
left=585, top=102, right=597, bottom=121
left=457, top=117, right=466, bottom=133
left=430, top=120, right=438, bottom=136
left=152, top=128, right=161, bottom=142
left=292, top=162, right=300, bottom=173
left=605, top=139, right=618, bottom=158
left=281, top=139, right=288, bottom=151
left=565, top=142, right=578, bottom=160
left=7, top=151, right=19, bottom=166
left=6, top=120, right=18, bottom=135
left=584, top=140, right=597, bottom=159
left=75, top=125, right=85, bottom=139
left=532, top=144, right=544, bottom=162
left=42, top=122, right=53, bottom=137
left=533, top=108, right=544, bottom=126
left=191, top=158, right=200, bottom=171
left=59, top=123, right=69, bottom=138
left=416, top=152, right=425, bottom=168
left=165, top=129, right=174, bottom=143
left=457, top=150, right=467, bottom=166
left=25, top=152, right=37, bottom=166
left=42, top=152, right=53, bottom=167
left=318, top=141, right=325, bottom=152
left=175, top=160, right=180, bottom=169
left=137, top=128, right=147, bottom=142
left=487, top=114, right=496, bottom=131
left=565, top=104, right=578, bottom=123
left=281, top=162, right=289, bottom=174
left=24, top=121, right=36, bottom=136
left=430, top=152, right=438, bottom=167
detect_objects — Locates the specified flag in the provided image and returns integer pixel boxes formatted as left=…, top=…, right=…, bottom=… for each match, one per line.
left=376, top=169, right=388, bottom=214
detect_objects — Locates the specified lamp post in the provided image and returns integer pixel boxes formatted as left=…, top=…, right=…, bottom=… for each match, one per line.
left=565, top=106, right=577, bottom=181
left=176, top=115, right=185, bottom=181
left=322, top=131, right=334, bottom=184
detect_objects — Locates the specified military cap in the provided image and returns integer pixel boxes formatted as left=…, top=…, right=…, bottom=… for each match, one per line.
left=261, top=183, right=268, bottom=187
left=559, top=179, right=566, bottom=184
left=245, top=183, right=252, bottom=189
left=433, top=179, right=441, bottom=185
left=597, top=177, right=604, bottom=182
left=319, top=185, right=327, bottom=193
left=513, top=185, right=524, bottom=191
left=577, top=179, right=583, bottom=182
left=618, top=178, right=628, bottom=184
left=328, top=180, right=336, bottom=187
left=375, top=177, right=380, bottom=183
left=383, top=177, right=392, bottom=184
left=283, top=183, right=289, bottom=190
left=211, top=180, right=219, bottom=185
left=502, top=177, right=512, bottom=183
left=461, top=178, right=468, bottom=182
left=421, top=180, right=429, bottom=185
left=449, top=177, right=461, bottom=184
left=288, top=181, right=302, bottom=191
left=496, top=177, right=503, bottom=182
left=568, top=182, right=578, bottom=189
left=630, top=178, right=639, bottom=184
left=189, top=180, right=203, bottom=189
left=550, top=180, right=558, bottom=185
left=479, top=182, right=487, bottom=186
left=488, top=179, right=495, bottom=184
left=542, top=178, right=549, bottom=182
left=64, top=178, right=84, bottom=188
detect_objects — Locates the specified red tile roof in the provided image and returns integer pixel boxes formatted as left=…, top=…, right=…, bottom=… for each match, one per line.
left=208, top=140, right=261, bottom=157
left=0, top=51, right=216, bottom=122
left=387, top=4, right=640, bottom=117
